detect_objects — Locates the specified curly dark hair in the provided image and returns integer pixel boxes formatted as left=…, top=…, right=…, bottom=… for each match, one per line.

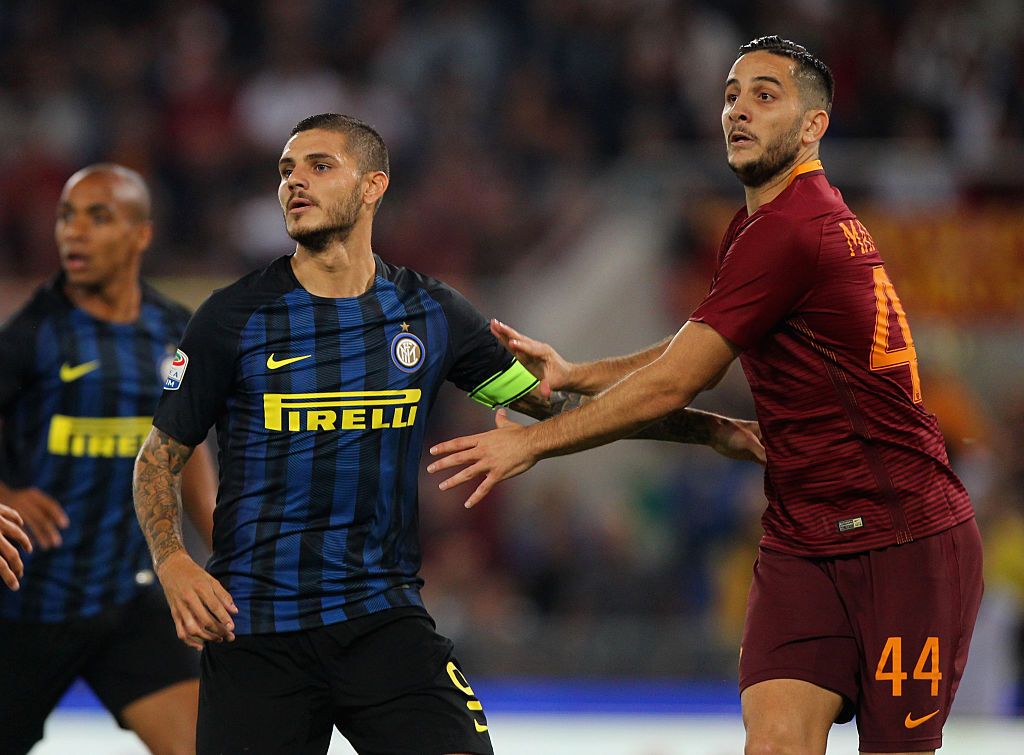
left=738, top=36, right=834, bottom=114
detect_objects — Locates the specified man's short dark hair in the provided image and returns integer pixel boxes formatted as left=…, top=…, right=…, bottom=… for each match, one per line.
left=738, top=36, right=834, bottom=114
left=291, top=113, right=390, bottom=177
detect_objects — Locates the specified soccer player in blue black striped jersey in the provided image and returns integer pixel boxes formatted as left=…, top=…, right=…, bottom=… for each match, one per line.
left=0, top=164, right=218, bottom=754
left=133, top=113, right=765, bottom=755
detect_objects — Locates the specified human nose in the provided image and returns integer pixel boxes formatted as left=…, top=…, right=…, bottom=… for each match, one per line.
left=58, top=213, right=87, bottom=238
left=726, top=95, right=751, bottom=123
left=286, top=166, right=309, bottom=191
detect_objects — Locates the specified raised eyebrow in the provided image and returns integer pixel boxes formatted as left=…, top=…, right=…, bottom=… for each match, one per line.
left=725, top=75, right=785, bottom=89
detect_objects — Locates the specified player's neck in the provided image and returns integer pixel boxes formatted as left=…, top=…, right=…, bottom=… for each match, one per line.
left=291, top=235, right=376, bottom=299
left=743, top=148, right=820, bottom=215
left=64, top=274, right=142, bottom=323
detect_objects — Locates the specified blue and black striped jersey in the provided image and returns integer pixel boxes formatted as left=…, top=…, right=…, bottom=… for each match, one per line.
left=152, top=255, right=536, bottom=635
left=0, top=276, right=191, bottom=622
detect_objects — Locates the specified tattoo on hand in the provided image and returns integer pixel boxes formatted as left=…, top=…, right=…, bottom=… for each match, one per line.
left=133, top=428, right=195, bottom=570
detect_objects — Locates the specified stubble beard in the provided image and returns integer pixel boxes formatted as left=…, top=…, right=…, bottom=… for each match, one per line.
left=728, top=118, right=803, bottom=189
left=287, top=186, right=363, bottom=252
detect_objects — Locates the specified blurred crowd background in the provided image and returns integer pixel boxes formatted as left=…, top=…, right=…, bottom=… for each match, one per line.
left=2, top=0, right=1023, bottom=715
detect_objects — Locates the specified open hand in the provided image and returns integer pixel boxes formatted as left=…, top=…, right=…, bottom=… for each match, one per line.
left=428, top=408, right=538, bottom=508
left=490, top=320, right=574, bottom=398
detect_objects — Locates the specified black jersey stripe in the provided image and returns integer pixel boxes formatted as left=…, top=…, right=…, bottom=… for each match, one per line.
left=248, top=302, right=294, bottom=632
left=295, top=296, right=342, bottom=629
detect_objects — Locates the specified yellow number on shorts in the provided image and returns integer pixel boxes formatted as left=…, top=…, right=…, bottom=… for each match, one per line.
left=875, top=636, right=942, bottom=697
left=446, top=661, right=488, bottom=732
left=875, top=636, right=908, bottom=696
left=913, top=636, right=942, bottom=696
left=870, top=266, right=922, bottom=403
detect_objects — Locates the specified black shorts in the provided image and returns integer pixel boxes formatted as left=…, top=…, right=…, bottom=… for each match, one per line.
left=0, top=586, right=200, bottom=755
left=197, top=607, right=494, bottom=755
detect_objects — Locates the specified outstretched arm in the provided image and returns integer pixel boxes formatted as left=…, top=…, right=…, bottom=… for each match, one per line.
left=509, top=391, right=762, bottom=464
left=430, top=321, right=741, bottom=508
left=134, top=427, right=236, bottom=649
left=491, top=319, right=671, bottom=396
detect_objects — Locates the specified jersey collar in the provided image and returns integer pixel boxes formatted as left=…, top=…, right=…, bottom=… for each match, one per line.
left=786, top=159, right=823, bottom=187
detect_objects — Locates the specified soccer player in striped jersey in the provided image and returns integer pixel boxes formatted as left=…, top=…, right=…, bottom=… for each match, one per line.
left=0, top=164, right=217, bottom=754
left=133, top=113, right=763, bottom=755
left=429, top=38, right=983, bottom=755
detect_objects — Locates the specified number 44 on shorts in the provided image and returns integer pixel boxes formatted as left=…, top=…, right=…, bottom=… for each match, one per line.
left=875, top=636, right=941, bottom=696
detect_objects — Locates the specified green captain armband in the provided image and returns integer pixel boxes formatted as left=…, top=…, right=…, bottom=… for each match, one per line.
left=468, top=359, right=539, bottom=409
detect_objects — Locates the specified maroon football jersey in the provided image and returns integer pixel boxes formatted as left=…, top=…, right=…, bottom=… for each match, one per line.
left=690, top=161, right=974, bottom=556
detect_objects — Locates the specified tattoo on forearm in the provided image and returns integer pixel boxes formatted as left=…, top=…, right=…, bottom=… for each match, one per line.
left=510, top=390, right=590, bottom=420
left=508, top=391, right=718, bottom=446
left=133, top=428, right=195, bottom=570
left=634, top=408, right=716, bottom=444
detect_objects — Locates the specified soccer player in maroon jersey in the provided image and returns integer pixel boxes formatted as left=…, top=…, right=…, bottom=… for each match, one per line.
left=428, top=36, right=983, bottom=755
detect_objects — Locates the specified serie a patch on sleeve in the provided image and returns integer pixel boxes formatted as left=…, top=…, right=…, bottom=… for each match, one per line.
left=163, top=349, right=188, bottom=390
left=468, top=360, right=539, bottom=409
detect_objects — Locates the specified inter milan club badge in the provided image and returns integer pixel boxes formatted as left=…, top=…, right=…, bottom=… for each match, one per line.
left=390, top=324, right=424, bottom=373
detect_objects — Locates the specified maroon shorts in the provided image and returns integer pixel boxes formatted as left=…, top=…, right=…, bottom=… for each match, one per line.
left=739, top=518, right=983, bottom=753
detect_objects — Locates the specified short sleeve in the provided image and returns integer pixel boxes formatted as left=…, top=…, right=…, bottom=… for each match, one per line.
left=430, top=283, right=537, bottom=405
left=689, top=212, right=819, bottom=350
left=152, top=294, right=239, bottom=447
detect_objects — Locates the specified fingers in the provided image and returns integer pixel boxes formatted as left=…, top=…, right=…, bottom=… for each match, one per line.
left=489, top=319, right=514, bottom=350
left=15, top=491, right=68, bottom=550
left=0, top=537, right=24, bottom=590
left=22, top=509, right=63, bottom=550
left=197, top=585, right=238, bottom=640
left=0, top=556, right=20, bottom=590
left=429, top=435, right=479, bottom=458
left=538, top=379, right=552, bottom=399
left=438, top=464, right=486, bottom=491
left=464, top=476, right=497, bottom=509
left=0, top=504, right=23, bottom=527
left=494, top=408, right=511, bottom=428
left=426, top=447, right=482, bottom=475
left=0, top=513, right=32, bottom=555
left=490, top=319, right=525, bottom=343
left=32, top=492, right=70, bottom=529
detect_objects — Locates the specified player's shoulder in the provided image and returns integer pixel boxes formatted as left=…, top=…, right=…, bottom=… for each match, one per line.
left=376, top=256, right=468, bottom=303
left=0, top=276, right=67, bottom=335
left=140, top=280, right=193, bottom=322
left=740, top=174, right=846, bottom=246
left=195, top=255, right=297, bottom=316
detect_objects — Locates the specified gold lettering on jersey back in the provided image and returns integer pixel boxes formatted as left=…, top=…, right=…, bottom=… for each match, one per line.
left=839, top=219, right=877, bottom=257
left=263, top=389, right=421, bottom=432
left=47, top=415, right=153, bottom=457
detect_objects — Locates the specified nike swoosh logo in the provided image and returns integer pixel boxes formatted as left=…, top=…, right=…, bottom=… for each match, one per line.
left=266, top=353, right=312, bottom=370
left=59, top=360, right=100, bottom=382
left=904, top=709, right=940, bottom=729
left=474, top=720, right=488, bottom=733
